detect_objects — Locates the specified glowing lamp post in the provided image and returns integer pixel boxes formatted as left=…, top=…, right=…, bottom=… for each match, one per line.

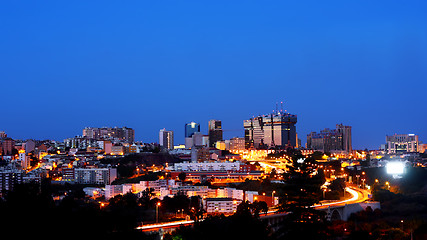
left=156, top=202, right=161, bottom=223
left=272, top=191, right=276, bottom=206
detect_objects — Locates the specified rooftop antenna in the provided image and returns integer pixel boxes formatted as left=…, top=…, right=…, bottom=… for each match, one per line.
left=281, top=101, right=284, bottom=113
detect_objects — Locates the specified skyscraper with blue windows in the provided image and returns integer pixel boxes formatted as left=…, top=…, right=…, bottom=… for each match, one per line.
left=185, top=122, right=200, bottom=138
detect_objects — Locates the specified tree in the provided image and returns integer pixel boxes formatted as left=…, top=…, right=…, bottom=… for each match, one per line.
left=162, top=193, right=190, bottom=215
left=280, top=151, right=324, bottom=210
left=275, top=151, right=328, bottom=239
left=269, top=168, right=277, bottom=179
left=188, top=196, right=204, bottom=222
left=166, top=203, right=272, bottom=240
left=365, top=148, right=371, bottom=167
left=328, top=178, right=346, bottom=199
left=107, top=192, right=142, bottom=232
left=252, top=201, right=269, bottom=216
left=139, top=187, right=155, bottom=209
left=178, top=172, right=186, bottom=182
left=311, top=151, right=325, bottom=160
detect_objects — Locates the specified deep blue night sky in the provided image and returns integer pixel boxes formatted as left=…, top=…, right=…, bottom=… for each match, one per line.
left=0, top=1, right=426, bottom=149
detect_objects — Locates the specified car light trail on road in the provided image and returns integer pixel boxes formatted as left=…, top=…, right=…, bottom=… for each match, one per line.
left=137, top=220, right=195, bottom=231
left=138, top=186, right=370, bottom=232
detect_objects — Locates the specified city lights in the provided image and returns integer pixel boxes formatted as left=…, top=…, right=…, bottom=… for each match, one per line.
left=1, top=1, right=426, bottom=238
left=386, top=162, right=405, bottom=175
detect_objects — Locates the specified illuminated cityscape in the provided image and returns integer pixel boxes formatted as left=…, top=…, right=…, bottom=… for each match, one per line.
left=0, top=112, right=426, bottom=239
left=1, top=1, right=426, bottom=239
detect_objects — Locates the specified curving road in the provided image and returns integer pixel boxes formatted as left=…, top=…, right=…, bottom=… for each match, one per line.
left=137, top=220, right=194, bottom=232
left=314, top=186, right=370, bottom=210
left=137, top=185, right=371, bottom=232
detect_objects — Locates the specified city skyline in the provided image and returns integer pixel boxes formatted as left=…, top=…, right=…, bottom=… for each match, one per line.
left=0, top=116, right=423, bottom=151
left=1, top=2, right=427, bottom=238
left=1, top=1, right=426, bottom=149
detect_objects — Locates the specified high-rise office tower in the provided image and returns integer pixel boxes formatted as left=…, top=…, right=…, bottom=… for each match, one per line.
left=159, top=129, right=174, bottom=150
left=244, top=112, right=298, bottom=149
left=208, top=120, right=223, bottom=147
left=336, top=124, right=352, bottom=153
left=244, top=116, right=264, bottom=149
left=306, top=124, right=352, bottom=153
left=185, top=122, right=200, bottom=138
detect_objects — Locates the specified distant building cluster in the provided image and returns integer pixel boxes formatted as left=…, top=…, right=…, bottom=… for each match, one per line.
left=63, top=127, right=138, bottom=155
left=169, top=161, right=262, bottom=182
left=0, top=104, right=425, bottom=219
left=83, top=127, right=135, bottom=143
left=307, top=124, right=352, bottom=154
left=104, top=179, right=278, bottom=214
left=0, top=127, right=138, bottom=195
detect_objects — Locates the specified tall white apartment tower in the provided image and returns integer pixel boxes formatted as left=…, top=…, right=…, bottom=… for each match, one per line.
left=159, top=129, right=174, bottom=150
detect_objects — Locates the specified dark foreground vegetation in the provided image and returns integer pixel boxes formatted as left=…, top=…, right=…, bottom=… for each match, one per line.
left=2, top=150, right=427, bottom=239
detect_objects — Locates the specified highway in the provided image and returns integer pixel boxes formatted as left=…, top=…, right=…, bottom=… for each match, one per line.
left=314, top=185, right=370, bottom=210
left=137, top=185, right=370, bottom=232
left=137, top=220, right=195, bottom=232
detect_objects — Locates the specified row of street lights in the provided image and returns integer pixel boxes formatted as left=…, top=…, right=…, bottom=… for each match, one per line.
left=156, top=202, right=161, bottom=223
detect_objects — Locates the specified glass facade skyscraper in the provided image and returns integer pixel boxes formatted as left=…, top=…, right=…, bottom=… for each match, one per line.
left=185, top=122, right=200, bottom=138
left=244, top=112, right=297, bottom=149
left=208, top=120, right=223, bottom=147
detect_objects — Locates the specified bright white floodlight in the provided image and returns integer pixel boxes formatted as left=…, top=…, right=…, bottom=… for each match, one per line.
left=386, top=162, right=405, bottom=175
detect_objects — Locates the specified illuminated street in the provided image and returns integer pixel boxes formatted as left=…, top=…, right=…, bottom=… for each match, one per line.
left=137, top=185, right=371, bottom=232
left=1, top=1, right=425, bottom=239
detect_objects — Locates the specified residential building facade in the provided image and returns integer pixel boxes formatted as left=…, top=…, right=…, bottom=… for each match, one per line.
left=74, top=168, right=117, bottom=185
left=159, top=128, right=174, bottom=150
left=386, top=134, right=419, bottom=154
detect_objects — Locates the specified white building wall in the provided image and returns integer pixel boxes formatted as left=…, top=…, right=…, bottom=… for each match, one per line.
left=174, top=162, right=241, bottom=171
left=105, top=185, right=123, bottom=200
left=245, top=191, right=259, bottom=203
